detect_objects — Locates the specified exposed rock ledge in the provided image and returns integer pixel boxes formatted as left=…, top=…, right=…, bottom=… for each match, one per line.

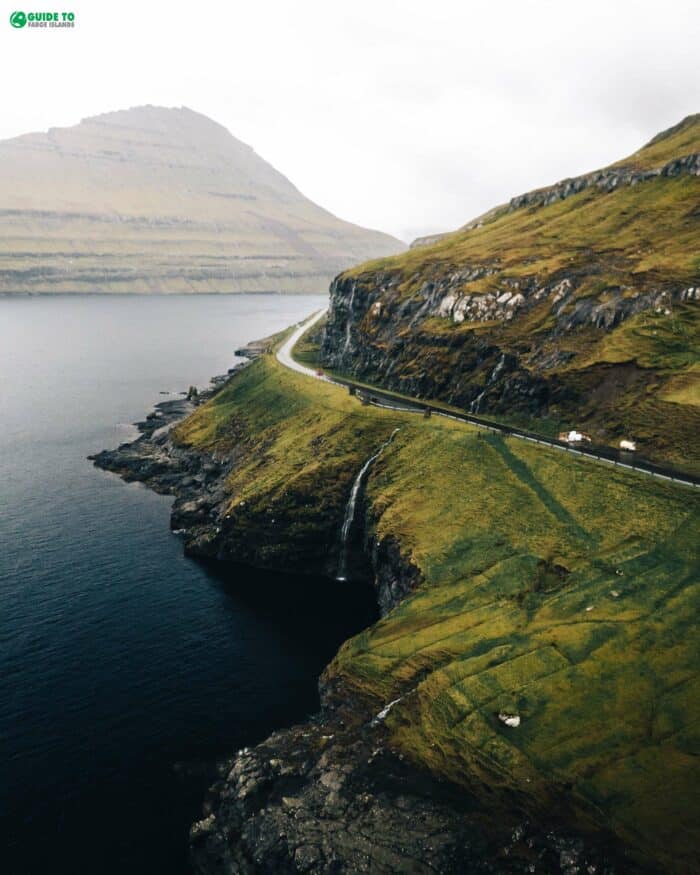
left=508, top=152, right=700, bottom=211
left=91, top=359, right=642, bottom=875
left=90, top=370, right=242, bottom=562
left=408, top=151, right=699, bottom=250
left=189, top=684, right=634, bottom=875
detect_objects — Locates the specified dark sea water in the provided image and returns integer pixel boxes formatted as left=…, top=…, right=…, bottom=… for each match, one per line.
left=0, top=294, right=377, bottom=874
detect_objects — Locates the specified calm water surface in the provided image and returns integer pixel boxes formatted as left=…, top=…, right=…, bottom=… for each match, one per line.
left=0, top=294, right=376, bottom=874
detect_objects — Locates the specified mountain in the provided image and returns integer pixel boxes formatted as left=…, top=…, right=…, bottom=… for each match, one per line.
left=85, top=114, right=700, bottom=872
left=322, top=114, right=700, bottom=469
left=0, top=106, right=403, bottom=294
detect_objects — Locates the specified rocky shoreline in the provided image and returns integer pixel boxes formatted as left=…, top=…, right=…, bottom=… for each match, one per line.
left=90, top=367, right=243, bottom=561
left=90, top=350, right=644, bottom=875
left=189, top=686, right=634, bottom=875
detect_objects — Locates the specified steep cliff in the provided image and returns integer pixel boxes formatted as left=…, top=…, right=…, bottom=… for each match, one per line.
left=94, top=335, right=699, bottom=872
left=322, top=115, right=700, bottom=469
left=0, top=106, right=403, bottom=294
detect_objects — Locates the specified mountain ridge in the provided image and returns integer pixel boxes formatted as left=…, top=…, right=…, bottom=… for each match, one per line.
left=410, top=113, right=700, bottom=249
left=0, top=105, right=403, bottom=294
left=86, top=114, right=700, bottom=872
left=321, top=114, right=700, bottom=469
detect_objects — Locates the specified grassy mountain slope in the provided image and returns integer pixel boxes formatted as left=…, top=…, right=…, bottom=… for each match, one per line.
left=321, top=115, right=700, bottom=469
left=173, top=342, right=699, bottom=871
left=0, top=106, right=403, bottom=294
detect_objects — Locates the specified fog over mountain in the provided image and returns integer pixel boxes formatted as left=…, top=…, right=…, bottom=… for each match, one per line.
left=0, top=106, right=403, bottom=294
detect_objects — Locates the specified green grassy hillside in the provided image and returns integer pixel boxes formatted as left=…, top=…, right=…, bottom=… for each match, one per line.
left=321, top=115, right=700, bottom=470
left=173, top=341, right=699, bottom=871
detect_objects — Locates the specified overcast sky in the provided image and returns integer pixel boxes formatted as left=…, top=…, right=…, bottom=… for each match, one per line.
left=1, top=0, right=698, bottom=241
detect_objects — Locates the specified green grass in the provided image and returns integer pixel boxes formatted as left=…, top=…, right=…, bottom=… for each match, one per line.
left=344, top=175, right=700, bottom=296
left=576, top=305, right=700, bottom=372
left=291, top=315, right=326, bottom=368
left=327, top=152, right=700, bottom=469
left=332, top=414, right=699, bottom=872
left=173, top=344, right=407, bottom=567
left=174, top=341, right=700, bottom=872
left=619, top=113, right=700, bottom=170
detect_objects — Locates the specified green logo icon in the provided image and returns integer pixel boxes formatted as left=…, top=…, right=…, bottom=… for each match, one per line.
left=10, top=11, right=26, bottom=27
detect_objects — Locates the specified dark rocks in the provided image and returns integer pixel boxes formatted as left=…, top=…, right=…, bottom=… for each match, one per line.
left=366, top=533, right=422, bottom=616
left=190, top=711, right=482, bottom=875
left=89, top=344, right=649, bottom=874
left=90, top=383, right=234, bottom=557
left=235, top=335, right=276, bottom=360
left=190, top=691, right=641, bottom=875
left=134, top=397, right=194, bottom=437
left=320, top=247, right=696, bottom=442
left=508, top=152, right=699, bottom=212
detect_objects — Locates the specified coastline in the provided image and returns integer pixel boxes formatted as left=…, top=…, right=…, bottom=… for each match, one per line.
left=90, top=332, right=644, bottom=875
left=0, top=290, right=326, bottom=298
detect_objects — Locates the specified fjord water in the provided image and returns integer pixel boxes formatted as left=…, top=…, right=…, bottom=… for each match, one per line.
left=0, top=294, right=375, bottom=874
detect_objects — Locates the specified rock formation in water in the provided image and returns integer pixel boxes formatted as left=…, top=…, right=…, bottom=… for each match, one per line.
left=0, top=105, right=403, bottom=294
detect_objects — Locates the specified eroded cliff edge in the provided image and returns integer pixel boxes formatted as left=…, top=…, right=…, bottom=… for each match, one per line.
left=92, top=337, right=698, bottom=874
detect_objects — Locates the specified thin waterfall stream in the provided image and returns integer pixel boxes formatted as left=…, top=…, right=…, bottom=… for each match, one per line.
left=336, top=428, right=400, bottom=581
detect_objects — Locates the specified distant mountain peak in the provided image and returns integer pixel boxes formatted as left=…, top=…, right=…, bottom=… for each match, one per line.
left=0, top=106, right=404, bottom=294
left=79, top=104, right=237, bottom=136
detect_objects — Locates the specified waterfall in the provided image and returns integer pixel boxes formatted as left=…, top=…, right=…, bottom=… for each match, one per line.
left=336, top=428, right=400, bottom=581
left=342, top=284, right=357, bottom=357
left=470, top=390, right=486, bottom=414
left=488, top=353, right=507, bottom=384
left=469, top=354, right=506, bottom=414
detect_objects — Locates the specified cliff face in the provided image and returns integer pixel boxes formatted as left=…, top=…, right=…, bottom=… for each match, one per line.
left=321, top=115, right=700, bottom=469
left=88, top=117, right=700, bottom=874
left=0, top=106, right=403, bottom=294
left=93, top=342, right=699, bottom=873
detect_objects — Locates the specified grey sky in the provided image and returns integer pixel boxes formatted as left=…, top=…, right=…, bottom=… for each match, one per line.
left=1, top=0, right=698, bottom=241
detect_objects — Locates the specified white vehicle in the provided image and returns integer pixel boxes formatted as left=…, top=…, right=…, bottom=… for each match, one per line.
left=559, top=429, right=591, bottom=444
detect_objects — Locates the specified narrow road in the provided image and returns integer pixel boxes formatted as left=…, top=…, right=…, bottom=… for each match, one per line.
left=276, top=309, right=328, bottom=377
left=277, top=311, right=699, bottom=490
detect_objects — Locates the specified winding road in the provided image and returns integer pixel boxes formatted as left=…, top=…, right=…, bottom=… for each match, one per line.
left=277, top=310, right=699, bottom=490
left=276, top=308, right=328, bottom=377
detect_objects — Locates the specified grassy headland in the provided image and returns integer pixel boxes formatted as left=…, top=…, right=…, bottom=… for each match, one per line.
left=173, top=337, right=699, bottom=872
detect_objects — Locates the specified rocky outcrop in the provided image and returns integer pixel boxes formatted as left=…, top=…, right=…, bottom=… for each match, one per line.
left=90, top=390, right=236, bottom=560
left=508, top=152, right=699, bottom=211
left=92, top=397, right=344, bottom=577
left=190, top=672, right=640, bottom=874
left=365, top=528, right=422, bottom=616
left=92, top=348, right=654, bottom=874
left=325, top=272, right=698, bottom=358
left=320, top=272, right=699, bottom=455
left=92, top=367, right=424, bottom=613
left=320, top=114, right=700, bottom=468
